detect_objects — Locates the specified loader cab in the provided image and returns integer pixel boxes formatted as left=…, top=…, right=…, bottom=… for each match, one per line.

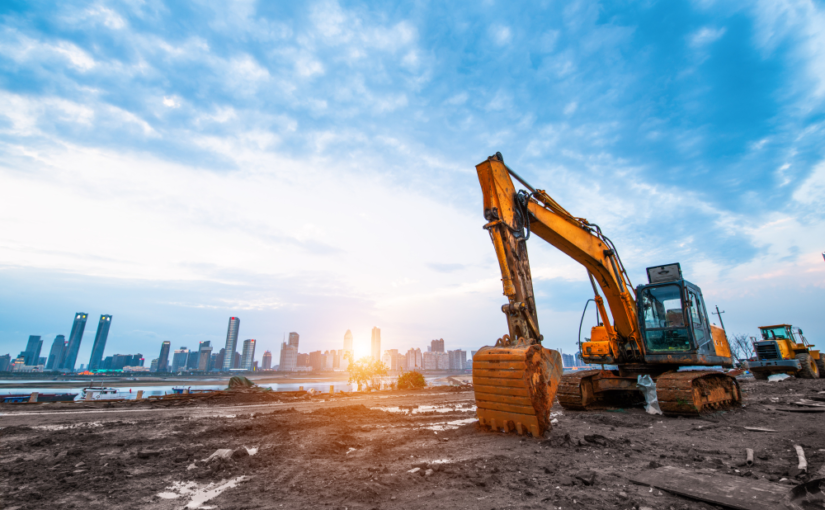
left=636, top=263, right=732, bottom=367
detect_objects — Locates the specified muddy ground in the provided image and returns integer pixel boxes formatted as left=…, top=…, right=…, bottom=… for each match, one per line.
left=1, top=377, right=825, bottom=510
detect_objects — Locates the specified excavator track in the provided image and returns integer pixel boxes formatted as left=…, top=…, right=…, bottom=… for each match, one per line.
left=556, top=370, right=603, bottom=410
left=656, top=371, right=741, bottom=415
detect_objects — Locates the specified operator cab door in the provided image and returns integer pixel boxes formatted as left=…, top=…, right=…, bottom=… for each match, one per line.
left=685, top=286, right=714, bottom=355
left=639, top=282, right=694, bottom=353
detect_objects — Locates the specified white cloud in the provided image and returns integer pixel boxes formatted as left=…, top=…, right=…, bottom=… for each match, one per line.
left=563, top=101, right=578, bottom=115
left=793, top=160, right=825, bottom=209
left=689, top=26, right=726, bottom=47
left=752, top=0, right=825, bottom=98
left=163, top=96, right=181, bottom=108
left=490, top=25, right=512, bottom=46
left=445, top=92, right=468, bottom=106
left=86, top=6, right=127, bottom=29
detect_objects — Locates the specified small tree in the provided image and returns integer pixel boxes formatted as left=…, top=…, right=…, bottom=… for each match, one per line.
left=397, top=370, right=426, bottom=390
left=347, top=357, right=389, bottom=391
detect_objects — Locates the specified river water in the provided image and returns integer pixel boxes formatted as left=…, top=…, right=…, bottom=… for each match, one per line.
left=0, top=376, right=457, bottom=400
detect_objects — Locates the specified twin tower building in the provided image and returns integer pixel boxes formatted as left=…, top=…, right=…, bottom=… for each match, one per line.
left=32, top=313, right=113, bottom=371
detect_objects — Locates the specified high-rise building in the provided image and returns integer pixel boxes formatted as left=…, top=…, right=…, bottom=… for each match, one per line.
left=262, top=350, right=272, bottom=370
left=448, top=350, right=467, bottom=370
left=279, top=342, right=297, bottom=372
left=430, top=338, right=445, bottom=353
left=214, top=348, right=225, bottom=372
left=23, top=335, right=43, bottom=366
left=423, top=351, right=448, bottom=370
left=198, top=341, right=213, bottom=371
left=382, top=349, right=405, bottom=371
left=222, top=317, right=240, bottom=370
left=233, top=351, right=241, bottom=369
left=288, top=332, right=300, bottom=349
left=61, top=313, right=88, bottom=371
left=0, top=354, right=11, bottom=372
left=405, top=348, right=422, bottom=370
left=157, top=341, right=171, bottom=372
left=88, top=315, right=112, bottom=371
left=343, top=329, right=353, bottom=354
left=150, top=358, right=159, bottom=372
left=371, top=327, right=381, bottom=361
left=309, top=350, right=323, bottom=371
left=186, top=347, right=200, bottom=370
left=323, top=350, right=334, bottom=370
left=241, top=339, right=256, bottom=370
left=561, top=353, right=576, bottom=368
left=46, top=335, right=67, bottom=370
left=171, top=347, right=189, bottom=372
left=297, top=352, right=309, bottom=367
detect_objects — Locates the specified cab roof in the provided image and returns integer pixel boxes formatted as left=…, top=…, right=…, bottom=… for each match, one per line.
left=758, top=324, right=792, bottom=329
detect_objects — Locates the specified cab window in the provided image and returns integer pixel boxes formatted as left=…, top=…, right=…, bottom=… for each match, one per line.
left=640, top=284, right=691, bottom=352
left=761, top=327, right=790, bottom=340
left=688, top=291, right=706, bottom=344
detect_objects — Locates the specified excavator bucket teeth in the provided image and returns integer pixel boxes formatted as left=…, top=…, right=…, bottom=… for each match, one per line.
left=472, top=344, right=563, bottom=437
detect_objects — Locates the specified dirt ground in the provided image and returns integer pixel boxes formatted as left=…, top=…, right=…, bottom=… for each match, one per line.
left=2, top=376, right=825, bottom=510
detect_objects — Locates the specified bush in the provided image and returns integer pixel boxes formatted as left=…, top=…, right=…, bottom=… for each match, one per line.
left=397, top=371, right=426, bottom=390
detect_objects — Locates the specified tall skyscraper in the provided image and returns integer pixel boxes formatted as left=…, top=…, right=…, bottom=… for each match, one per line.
left=214, top=348, right=225, bottom=371
left=430, top=338, right=445, bottom=352
left=88, top=315, right=112, bottom=371
left=46, top=335, right=67, bottom=370
left=279, top=342, right=297, bottom=371
left=262, top=350, right=272, bottom=370
left=0, top=354, right=11, bottom=372
left=197, top=341, right=213, bottom=371
left=222, top=317, right=240, bottom=370
left=343, top=329, right=353, bottom=352
left=171, top=347, right=189, bottom=372
left=371, top=327, right=381, bottom=361
left=61, top=313, right=88, bottom=371
left=23, top=335, right=43, bottom=366
left=241, top=339, right=256, bottom=370
left=157, top=341, right=171, bottom=372
left=288, top=332, right=300, bottom=349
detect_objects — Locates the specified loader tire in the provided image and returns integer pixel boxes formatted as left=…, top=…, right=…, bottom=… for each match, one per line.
left=816, top=358, right=825, bottom=379
left=796, top=353, right=819, bottom=379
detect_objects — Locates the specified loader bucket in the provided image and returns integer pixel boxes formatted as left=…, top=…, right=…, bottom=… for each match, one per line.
left=472, top=343, right=563, bottom=437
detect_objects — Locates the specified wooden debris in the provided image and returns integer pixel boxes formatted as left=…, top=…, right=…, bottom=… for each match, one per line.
left=629, top=465, right=788, bottom=510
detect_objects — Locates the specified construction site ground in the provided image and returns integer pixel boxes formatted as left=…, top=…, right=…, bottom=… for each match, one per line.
left=2, top=376, right=825, bottom=510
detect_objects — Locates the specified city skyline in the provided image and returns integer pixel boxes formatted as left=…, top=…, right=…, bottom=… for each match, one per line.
left=1, top=309, right=471, bottom=372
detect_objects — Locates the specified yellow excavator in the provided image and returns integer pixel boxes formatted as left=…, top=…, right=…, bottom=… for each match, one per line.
left=472, top=153, right=741, bottom=437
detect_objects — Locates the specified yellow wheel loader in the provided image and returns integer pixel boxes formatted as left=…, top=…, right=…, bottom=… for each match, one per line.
left=747, top=325, right=822, bottom=380
left=472, top=153, right=740, bottom=437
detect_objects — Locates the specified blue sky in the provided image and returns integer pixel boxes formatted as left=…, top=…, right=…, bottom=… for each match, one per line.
left=0, top=0, right=823, bottom=366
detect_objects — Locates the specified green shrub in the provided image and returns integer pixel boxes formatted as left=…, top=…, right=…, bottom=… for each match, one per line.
left=397, top=371, right=426, bottom=390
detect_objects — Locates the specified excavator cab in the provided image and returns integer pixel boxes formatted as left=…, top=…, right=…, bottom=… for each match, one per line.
left=634, top=263, right=732, bottom=367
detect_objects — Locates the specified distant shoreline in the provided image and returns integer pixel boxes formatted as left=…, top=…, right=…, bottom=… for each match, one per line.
left=0, top=371, right=471, bottom=389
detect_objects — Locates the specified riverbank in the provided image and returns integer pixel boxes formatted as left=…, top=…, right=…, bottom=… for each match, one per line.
left=0, top=371, right=472, bottom=390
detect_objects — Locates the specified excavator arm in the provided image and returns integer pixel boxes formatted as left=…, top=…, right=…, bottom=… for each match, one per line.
left=476, top=153, right=643, bottom=363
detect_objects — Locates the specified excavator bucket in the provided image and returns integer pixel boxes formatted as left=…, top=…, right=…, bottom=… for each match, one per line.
left=472, top=343, right=563, bottom=437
